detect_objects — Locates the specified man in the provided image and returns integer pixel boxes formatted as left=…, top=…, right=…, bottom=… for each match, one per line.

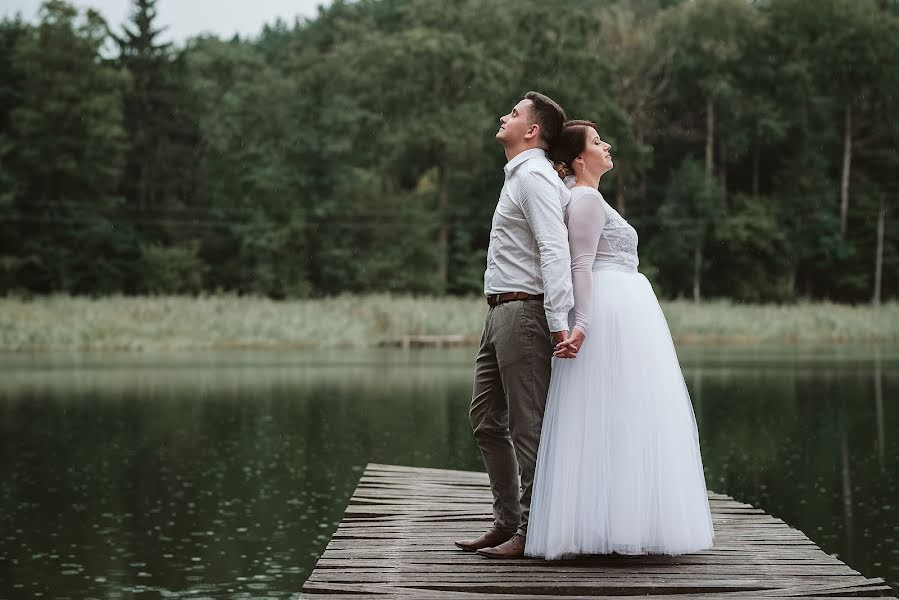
left=454, top=91, right=574, bottom=559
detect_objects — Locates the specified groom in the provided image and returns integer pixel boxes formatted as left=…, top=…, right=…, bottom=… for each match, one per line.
left=454, top=92, right=574, bottom=559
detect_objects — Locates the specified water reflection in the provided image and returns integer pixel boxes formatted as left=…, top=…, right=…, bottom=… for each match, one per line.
left=0, top=345, right=896, bottom=597
left=692, top=345, right=898, bottom=590
left=0, top=350, right=480, bottom=598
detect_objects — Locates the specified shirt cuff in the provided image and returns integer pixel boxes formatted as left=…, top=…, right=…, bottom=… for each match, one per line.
left=546, top=312, right=569, bottom=333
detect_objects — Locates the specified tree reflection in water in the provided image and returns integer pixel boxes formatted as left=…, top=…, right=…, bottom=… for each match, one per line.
left=0, top=345, right=896, bottom=597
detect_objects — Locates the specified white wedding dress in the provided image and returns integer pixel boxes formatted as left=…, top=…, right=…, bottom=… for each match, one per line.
left=525, top=187, right=714, bottom=559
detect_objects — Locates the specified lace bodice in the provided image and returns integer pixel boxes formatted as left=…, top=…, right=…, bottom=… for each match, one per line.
left=563, top=187, right=639, bottom=334
left=595, top=200, right=639, bottom=270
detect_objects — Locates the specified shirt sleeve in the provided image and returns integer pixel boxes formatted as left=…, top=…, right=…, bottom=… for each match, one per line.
left=568, top=191, right=606, bottom=336
left=519, top=171, right=574, bottom=332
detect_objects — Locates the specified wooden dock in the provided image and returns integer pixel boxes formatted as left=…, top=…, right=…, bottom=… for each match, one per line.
left=301, top=463, right=897, bottom=599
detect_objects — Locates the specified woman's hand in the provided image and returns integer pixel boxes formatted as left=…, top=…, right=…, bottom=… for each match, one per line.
left=553, top=328, right=585, bottom=359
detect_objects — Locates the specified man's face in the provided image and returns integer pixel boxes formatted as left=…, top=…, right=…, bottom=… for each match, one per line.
left=496, top=98, right=536, bottom=147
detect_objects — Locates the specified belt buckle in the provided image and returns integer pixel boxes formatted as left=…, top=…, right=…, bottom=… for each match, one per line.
left=488, top=293, right=500, bottom=305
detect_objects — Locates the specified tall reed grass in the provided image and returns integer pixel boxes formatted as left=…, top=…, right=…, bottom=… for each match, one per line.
left=1, top=294, right=896, bottom=352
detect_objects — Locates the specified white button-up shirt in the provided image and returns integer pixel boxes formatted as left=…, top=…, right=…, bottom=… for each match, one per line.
left=484, top=148, right=574, bottom=332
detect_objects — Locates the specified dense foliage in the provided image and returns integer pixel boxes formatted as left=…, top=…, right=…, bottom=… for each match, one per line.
left=1, top=0, right=897, bottom=302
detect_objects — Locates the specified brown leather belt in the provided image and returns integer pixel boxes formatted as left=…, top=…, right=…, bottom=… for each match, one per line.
left=486, top=292, right=544, bottom=307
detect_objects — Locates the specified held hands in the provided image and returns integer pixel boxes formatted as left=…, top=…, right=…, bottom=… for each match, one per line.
left=553, top=328, right=585, bottom=359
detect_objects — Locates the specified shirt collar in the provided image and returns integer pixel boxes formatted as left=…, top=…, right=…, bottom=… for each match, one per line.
left=503, top=148, right=546, bottom=179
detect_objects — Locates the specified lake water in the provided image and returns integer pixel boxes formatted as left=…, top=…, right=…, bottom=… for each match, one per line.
left=1, top=345, right=897, bottom=598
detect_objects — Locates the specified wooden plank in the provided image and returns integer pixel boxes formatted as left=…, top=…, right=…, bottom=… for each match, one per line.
left=300, top=464, right=897, bottom=599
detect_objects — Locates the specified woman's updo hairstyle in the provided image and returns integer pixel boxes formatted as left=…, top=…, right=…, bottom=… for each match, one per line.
left=549, top=119, right=597, bottom=181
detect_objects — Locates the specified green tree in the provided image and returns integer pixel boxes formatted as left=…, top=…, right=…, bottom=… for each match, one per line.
left=112, top=0, right=200, bottom=254
left=3, top=1, right=129, bottom=293
left=1, top=0, right=897, bottom=302
left=336, top=27, right=502, bottom=292
left=0, top=17, right=26, bottom=140
left=112, top=0, right=168, bottom=214
left=600, top=3, right=674, bottom=218
left=0, top=17, right=29, bottom=290
left=660, top=0, right=760, bottom=206
left=707, top=195, right=794, bottom=301
left=762, top=0, right=898, bottom=299
left=649, top=159, right=721, bottom=301
left=813, top=0, right=893, bottom=239
left=185, top=36, right=307, bottom=297
left=139, top=242, right=206, bottom=294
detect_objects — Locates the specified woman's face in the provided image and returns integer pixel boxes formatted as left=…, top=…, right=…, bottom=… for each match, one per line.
left=578, top=127, right=613, bottom=177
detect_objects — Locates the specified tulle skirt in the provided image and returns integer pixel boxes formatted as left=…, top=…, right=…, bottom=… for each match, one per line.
left=525, top=266, right=714, bottom=559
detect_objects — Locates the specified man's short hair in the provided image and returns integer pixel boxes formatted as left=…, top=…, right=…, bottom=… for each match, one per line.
left=525, top=91, right=567, bottom=149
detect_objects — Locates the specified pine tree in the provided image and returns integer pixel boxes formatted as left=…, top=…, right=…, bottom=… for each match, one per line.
left=114, top=3, right=198, bottom=221
left=111, top=0, right=201, bottom=291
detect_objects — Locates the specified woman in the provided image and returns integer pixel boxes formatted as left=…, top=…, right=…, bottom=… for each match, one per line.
left=524, top=120, right=714, bottom=559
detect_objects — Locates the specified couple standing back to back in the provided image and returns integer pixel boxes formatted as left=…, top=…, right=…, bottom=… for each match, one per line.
left=455, top=91, right=715, bottom=560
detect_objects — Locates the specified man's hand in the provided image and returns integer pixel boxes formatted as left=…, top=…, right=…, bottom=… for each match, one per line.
left=551, top=330, right=569, bottom=346
left=553, top=328, right=585, bottom=359
left=551, top=330, right=574, bottom=359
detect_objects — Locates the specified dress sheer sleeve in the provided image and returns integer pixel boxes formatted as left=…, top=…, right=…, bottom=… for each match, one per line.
left=568, top=190, right=607, bottom=336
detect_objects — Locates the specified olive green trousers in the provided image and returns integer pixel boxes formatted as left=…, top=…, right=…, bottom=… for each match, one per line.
left=469, top=298, right=554, bottom=537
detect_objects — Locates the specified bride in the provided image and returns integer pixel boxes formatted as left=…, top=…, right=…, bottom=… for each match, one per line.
left=524, top=120, right=715, bottom=559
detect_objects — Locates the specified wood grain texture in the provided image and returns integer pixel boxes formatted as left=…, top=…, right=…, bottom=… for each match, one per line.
left=300, top=463, right=896, bottom=599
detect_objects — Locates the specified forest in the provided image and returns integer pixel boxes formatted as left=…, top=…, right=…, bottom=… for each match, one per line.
left=1, top=0, right=897, bottom=303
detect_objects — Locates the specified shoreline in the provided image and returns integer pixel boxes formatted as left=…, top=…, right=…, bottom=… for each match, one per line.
left=2, top=294, right=896, bottom=353
left=4, top=335, right=895, bottom=354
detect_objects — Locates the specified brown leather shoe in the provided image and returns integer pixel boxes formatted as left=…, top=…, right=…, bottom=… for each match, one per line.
left=454, top=526, right=516, bottom=552
left=477, top=533, right=526, bottom=558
